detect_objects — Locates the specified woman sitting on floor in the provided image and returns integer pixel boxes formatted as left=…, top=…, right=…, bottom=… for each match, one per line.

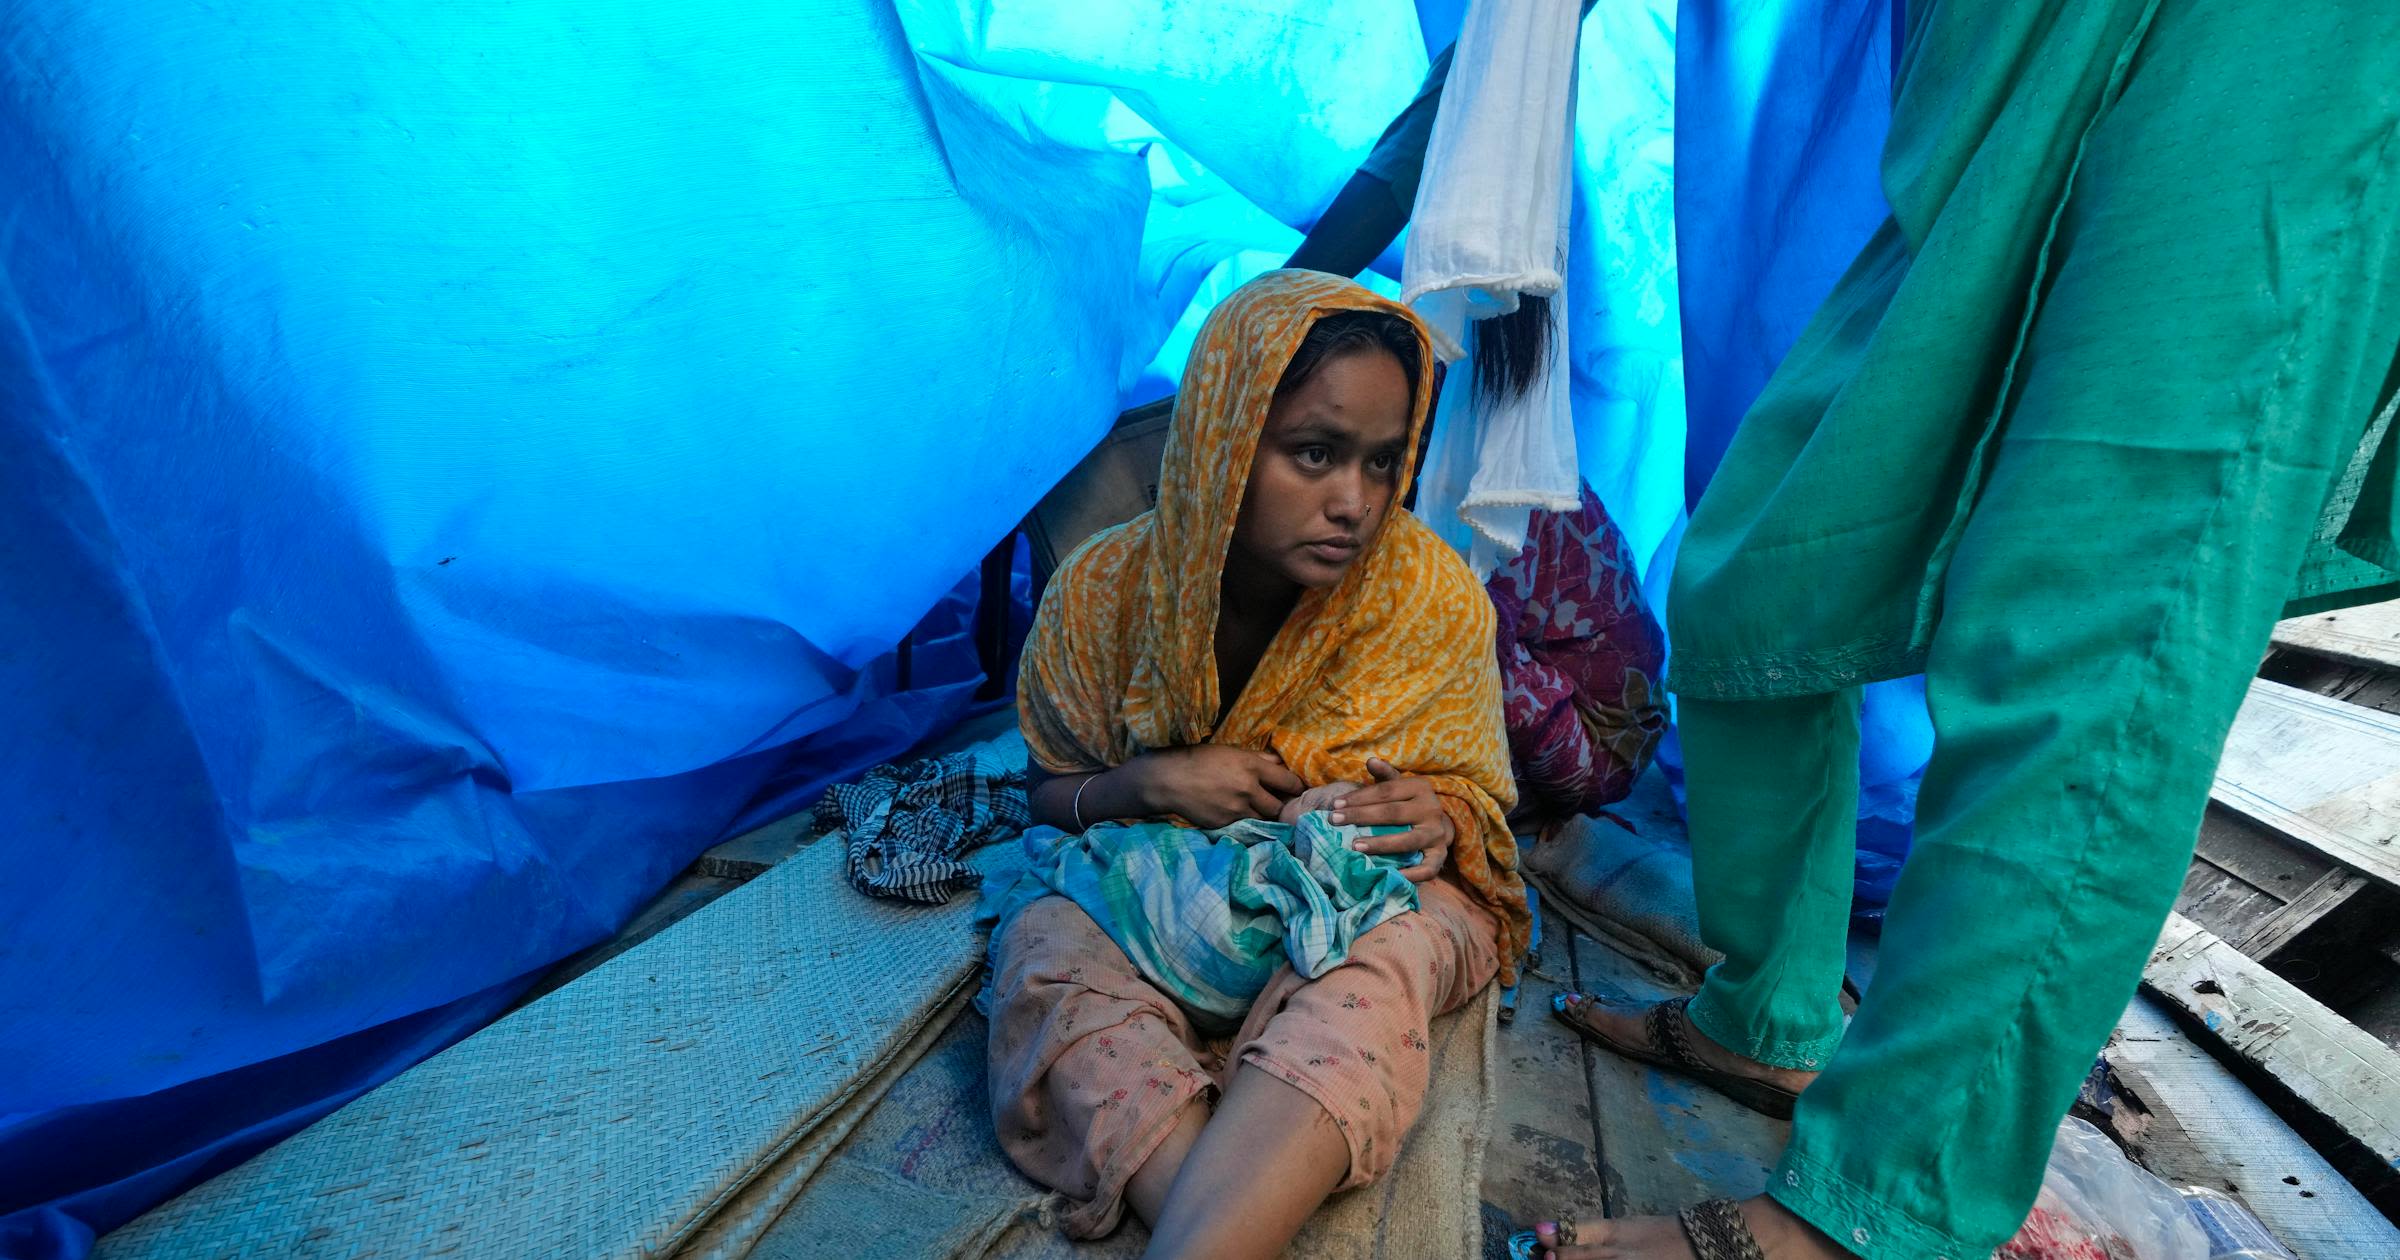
left=989, top=269, right=1529, bottom=1259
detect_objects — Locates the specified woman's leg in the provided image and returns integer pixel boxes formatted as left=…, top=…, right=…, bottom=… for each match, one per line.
left=1552, top=688, right=1858, bottom=1091
left=987, top=896, right=1215, bottom=1239
left=1141, top=880, right=1502, bottom=1260
left=1756, top=6, right=2400, bottom=1256
left=1138, top=1066, right=1351, bottom=1260
left=1682, top=688, right=1860, bottom=1068
left=1123, top=1102, right=1210, bottom=1229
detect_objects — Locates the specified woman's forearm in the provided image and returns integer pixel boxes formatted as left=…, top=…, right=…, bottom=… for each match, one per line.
left=1028, top=760, right=1153, bottom=833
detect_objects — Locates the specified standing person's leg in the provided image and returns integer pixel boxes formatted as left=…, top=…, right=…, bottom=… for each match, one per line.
left=1547, top=3, right=2400, bottom=1256
left=1541, top=1, right=2400, bottom=1255
left=1549, top=689, right=1861, bottom=1102
left=1681, top=690, right=1860, bottom=1071
left=1761, top=351, right=2384, bottom=1242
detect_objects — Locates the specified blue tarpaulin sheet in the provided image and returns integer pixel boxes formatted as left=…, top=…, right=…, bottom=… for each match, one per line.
left=0, top=1, right=1431, bottom=1251
left=1665, top=0, right=1933, bottom=923
left=2, top=0, right=1937, bottom=1251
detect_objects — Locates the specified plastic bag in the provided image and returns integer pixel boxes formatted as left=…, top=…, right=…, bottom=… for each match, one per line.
left=1998, top=1118, right=2210, bottom=1260
left=2178, top=1187, right=2298, bottom=1260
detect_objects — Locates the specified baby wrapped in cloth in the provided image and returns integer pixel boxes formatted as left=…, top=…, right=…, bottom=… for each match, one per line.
left=987, top=814, right=1423, bottom=1034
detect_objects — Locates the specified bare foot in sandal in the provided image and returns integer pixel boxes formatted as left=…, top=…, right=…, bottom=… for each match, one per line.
left=1531, top=1196, right=1851, bottom=1259
left=1554, top=993, right=1819, bottom=1096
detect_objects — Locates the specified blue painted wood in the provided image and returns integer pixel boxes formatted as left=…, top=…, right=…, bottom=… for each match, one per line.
left=1567, top=931, right=1786, bottom=1217
left=2110, top=993, right=2399, bottom=1260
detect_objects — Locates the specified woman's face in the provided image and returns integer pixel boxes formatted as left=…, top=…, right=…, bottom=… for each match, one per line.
left=1230, top=346, right=1413, bottom=591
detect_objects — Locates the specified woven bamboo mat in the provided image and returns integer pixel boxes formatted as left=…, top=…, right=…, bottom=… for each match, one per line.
left=756, top=985, right=1501, bottom=1259
left=99, top=837, right=987, bottom=1259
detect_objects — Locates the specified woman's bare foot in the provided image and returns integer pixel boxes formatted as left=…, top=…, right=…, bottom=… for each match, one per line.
left=1531, top=1195, right=1852, bottom=1259
left=1554, top=993, right=1819, bottom=1094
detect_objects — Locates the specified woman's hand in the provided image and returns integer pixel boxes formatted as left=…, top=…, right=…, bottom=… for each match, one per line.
left=1279, top=780, right=1361, bottom=824
left=1127, top=745, right=1306, bottom=829
left=1327, top=758, right=1455, bottom=882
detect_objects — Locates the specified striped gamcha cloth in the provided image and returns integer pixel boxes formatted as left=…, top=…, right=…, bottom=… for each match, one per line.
left=815, top=748, right=1030, bottom=903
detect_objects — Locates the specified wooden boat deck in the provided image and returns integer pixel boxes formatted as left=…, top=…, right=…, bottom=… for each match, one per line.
left=511, top=599, right=2400, bottom=1259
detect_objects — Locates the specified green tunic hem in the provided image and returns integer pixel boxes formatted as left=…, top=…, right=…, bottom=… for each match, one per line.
left=1665, top=633, right=1925, bottom=702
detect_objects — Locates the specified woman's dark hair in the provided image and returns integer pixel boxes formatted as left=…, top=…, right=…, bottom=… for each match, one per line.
left=1275, top=309, right=1424, bottom=412
left=1471, top=293, right=1551, bottom=405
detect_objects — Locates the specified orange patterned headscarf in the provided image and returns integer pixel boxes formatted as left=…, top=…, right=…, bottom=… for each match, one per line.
left=1017, top=269, right=1528, bottom=980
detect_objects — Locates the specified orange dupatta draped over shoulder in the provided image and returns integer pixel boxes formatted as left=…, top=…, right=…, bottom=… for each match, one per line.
left=1016, top=269, right=1529, bottom=981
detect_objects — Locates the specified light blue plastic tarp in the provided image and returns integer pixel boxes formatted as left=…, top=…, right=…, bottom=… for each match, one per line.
left=890, top=0, right=1434, bottom=405
left=0, top=1, right=1114, bottom=1249
left=1, top=0, right=1949, bottom=1250
left=1569, top=0, right=1687, bottom=592
left=0, top=2, right=1446, bottom=1252
left=1666, top=0, right=1930, bottom=923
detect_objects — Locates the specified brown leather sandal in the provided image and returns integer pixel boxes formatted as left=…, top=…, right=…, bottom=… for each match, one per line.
left=1550, top=993, right=1802, bottom=1120
left=1678, top=1198, right=1769, bottom=1260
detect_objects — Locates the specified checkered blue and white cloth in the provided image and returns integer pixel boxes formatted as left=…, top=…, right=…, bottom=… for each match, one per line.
left=985, top=814, right=1420, bottom=1034
left=814, top=748, right=1029, bottom=904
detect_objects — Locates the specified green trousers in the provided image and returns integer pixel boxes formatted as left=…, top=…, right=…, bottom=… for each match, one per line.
left=1673, top=5, right=2400, bottom=1258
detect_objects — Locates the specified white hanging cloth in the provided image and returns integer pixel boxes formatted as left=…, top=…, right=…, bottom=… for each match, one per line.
left=1409, top=283, right=1583, bottom=575
left=1413, top=293, right=1576, bottom=575
left=1401, top=0, right=1583, bottom=572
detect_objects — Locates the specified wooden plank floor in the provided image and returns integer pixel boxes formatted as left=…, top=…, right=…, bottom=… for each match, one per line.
left=2276, top=603, right=2400, bottom=674
left=1476, top=919, right=2393, bottom=1260
left=1477, top=918, right=1788, bottom=1255
left=2106, top=994, right=2400, bottom=1259
left=1480, top=902, right=1611, bottom=1236
left=2146, top=912, right=2400, bottom=1213
left=525, top=703, right=2390, bottom=1259
left=2215, top=680, right=2400, bottom=893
